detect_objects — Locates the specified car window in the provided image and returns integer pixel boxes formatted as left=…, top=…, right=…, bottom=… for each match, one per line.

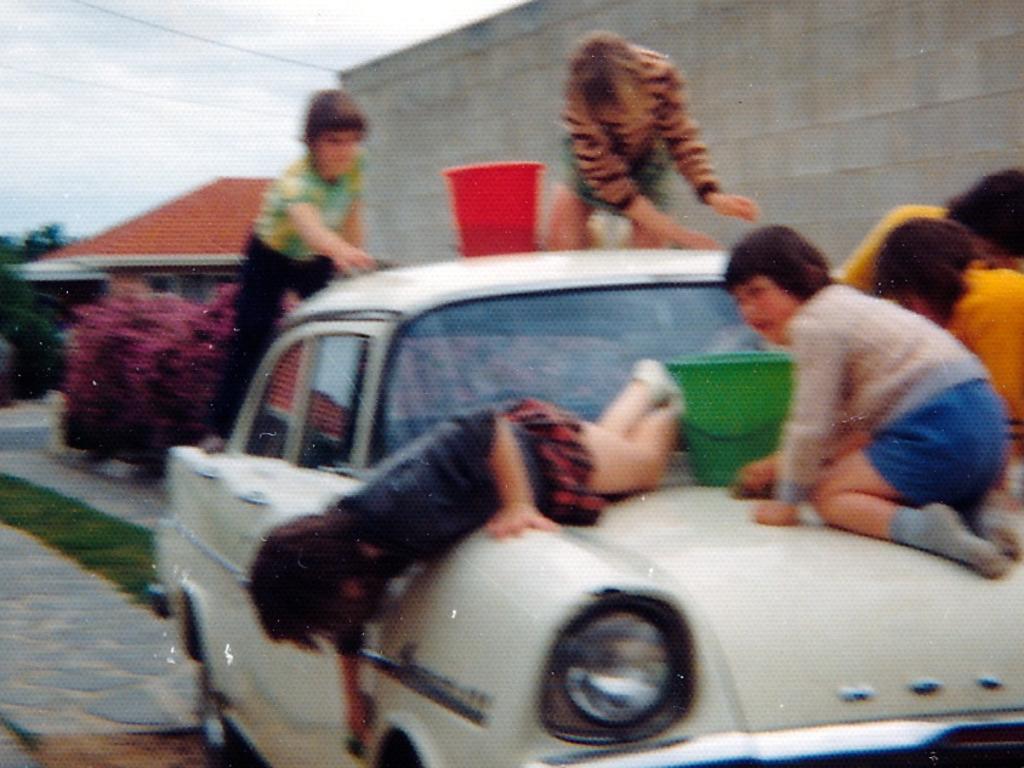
left=298, top=335, right=366, bottom=469
left=246, top=341, right=307, bottom=458
left=379, top=283, right=760, bottom=457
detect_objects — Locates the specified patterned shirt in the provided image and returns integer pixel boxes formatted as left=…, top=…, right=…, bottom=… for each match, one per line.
left=254, top=153, right=364, bottom=261
left=563, top=45, right=720, bottom=211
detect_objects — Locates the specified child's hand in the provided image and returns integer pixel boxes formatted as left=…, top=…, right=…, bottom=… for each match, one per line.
left=734, top=456, right=777, bottom=498
left=753, top=500, right=799, bottom=526
left=486, top=502, right=560, bottom=539
left=707, top=192, right=760, bottom=222
left=330, top=246, right=376, bottom=276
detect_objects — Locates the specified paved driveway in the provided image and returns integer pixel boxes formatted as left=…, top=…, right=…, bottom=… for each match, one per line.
left=0, top=400, right=197, bottom=762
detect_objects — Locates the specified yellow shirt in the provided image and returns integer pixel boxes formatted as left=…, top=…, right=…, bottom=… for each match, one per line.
left=841, top=205, right=946, bottom=291
left=949, top=268, right=1024, bottom=449
left=254, top=153, right=364, bottom=261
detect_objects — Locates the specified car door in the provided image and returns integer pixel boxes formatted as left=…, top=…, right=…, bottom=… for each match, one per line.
left=194, top=330, right=374, bottom=765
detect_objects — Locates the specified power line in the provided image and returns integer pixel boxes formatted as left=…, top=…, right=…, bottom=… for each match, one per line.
left=66, top=0, right=340, bottom=74
left=0, top=62, right=293, bottom=118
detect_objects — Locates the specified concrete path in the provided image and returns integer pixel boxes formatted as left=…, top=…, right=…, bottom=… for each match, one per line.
left=0, top=399, right=166, bottom=530
left=0, top=450, right=166, bottom=531
left=0, top=733, right=37, bottom=768
left=0, top=399, right=197, bottom=764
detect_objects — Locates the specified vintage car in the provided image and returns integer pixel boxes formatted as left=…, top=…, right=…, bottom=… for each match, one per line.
left=156, top=250, right=1024, bottom=768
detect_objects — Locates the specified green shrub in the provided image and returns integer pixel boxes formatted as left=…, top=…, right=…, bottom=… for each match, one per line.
left=0, top=264, right=64, bottom=398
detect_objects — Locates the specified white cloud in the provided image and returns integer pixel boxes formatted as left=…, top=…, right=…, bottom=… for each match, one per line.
left=1, top=0, right=527, bottom=237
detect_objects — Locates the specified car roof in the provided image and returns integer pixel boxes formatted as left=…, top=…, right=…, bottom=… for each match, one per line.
left=287, top=249, right=728, bottom=324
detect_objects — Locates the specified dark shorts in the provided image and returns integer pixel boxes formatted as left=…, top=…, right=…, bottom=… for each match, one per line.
left=867, top=379, right=1008, bottom=515
left=562, top=135, right=671, bottom=213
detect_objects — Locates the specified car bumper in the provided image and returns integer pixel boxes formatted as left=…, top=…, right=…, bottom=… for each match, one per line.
left=525, top=719, right=1024, bottom=767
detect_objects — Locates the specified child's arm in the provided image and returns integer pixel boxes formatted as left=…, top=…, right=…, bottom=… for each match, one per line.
left=650, top=59, right=758, bottom=223
left=341, top=201, right=366, bottom=250
left=706, top=192, right=760, bottom=222
left=337, top=653, right=371, bottom=748
left=485, top=416, right=561, bottom=539
left=624, top=196, right=722, bottom=250
left=288, top=203, right=375, bottom=275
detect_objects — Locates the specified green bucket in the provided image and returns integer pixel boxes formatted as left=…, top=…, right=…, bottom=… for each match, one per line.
left=667, top=351, right=793, bottom=486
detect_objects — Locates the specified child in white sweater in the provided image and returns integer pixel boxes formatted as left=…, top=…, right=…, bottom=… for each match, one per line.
left=726, top=226, right=1018, bottom=578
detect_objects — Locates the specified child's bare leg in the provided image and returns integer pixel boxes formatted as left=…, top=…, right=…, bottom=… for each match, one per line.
left=813, top=451, right=900, bottom=538
left=814, top=450, right=1010, bottom=578
left=597, top=380, right=657, bottom=437
left=582, top=407, right=678, bottom=494
left=545, top=185, right=593, bottom=250
left=599, top=361, right=682, bottom=437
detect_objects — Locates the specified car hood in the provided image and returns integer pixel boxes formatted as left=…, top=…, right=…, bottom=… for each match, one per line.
left=577, top=485, right=1024, bottom=733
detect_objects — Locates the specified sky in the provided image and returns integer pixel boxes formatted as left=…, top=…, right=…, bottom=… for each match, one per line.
left=1, top=0, right=528, bottom=239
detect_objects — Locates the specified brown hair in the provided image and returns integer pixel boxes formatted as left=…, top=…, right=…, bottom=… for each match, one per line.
left=946, top=168, right=1024, bottom=258
left=874, top=217, right=972, bottom=324
left=724, top=226, right=833, bottom=300
left=566, top=31, right=644, bottom=111
left=247, top=507, right=392, bottom=653
left=303, top=89, right=367, bottom=145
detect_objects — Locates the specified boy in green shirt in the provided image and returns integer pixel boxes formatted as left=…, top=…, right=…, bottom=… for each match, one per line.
left=208, top=90, right=376, bottom=444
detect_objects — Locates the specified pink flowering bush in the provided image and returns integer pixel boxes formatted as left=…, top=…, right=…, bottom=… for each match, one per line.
left=64, top=285, right=238, bottom=460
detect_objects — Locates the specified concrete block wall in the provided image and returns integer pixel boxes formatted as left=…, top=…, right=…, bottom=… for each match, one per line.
left=343, top=0, right=1023, bottom=265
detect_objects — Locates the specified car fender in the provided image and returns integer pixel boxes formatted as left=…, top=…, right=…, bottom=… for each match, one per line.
left=366, top=527, right=738, bottom=764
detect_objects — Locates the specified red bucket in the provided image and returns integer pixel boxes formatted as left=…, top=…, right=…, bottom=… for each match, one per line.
left=443, top=162, right=544, bottom=257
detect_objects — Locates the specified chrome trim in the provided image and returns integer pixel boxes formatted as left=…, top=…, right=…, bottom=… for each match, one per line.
left=524, top=719, right=1024, bottom=767
left=192, top=463, right=220, bottom=480
left=838, top=684, right=876, bottom=702
left=361, top=646, right=491, bottom=726
left=165, top=517, right=250, bottom=586
left=910, top=679, right=943, bottom=696
left=236, top=490, right=269, bottom=506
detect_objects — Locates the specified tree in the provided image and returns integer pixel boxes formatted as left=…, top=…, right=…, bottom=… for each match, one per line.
left=22, top=224, right=70, bottom=260
left=0, top=236, right=21, bottom=266
left=0, top=264, right=64, bottom=398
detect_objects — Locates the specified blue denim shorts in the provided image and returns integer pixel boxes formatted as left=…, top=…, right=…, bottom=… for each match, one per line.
left=867, top=379, right=1008, bottom=514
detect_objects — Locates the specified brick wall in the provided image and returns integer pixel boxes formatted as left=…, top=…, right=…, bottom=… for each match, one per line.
left=344, top=0, right=1023, bottom=266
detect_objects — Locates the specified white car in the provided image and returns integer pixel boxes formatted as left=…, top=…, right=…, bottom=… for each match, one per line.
left=156, top=251, right=1024, bottom=768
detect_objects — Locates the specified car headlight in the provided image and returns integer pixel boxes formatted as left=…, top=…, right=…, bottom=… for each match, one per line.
left=541, top=594, right=693, bottom=744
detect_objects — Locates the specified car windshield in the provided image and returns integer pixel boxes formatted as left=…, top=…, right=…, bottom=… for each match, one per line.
left=378, top=282, right=761, bottom=457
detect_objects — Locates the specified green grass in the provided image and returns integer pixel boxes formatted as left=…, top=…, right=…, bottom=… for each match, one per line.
left=0, top=473, right=155, bottom=604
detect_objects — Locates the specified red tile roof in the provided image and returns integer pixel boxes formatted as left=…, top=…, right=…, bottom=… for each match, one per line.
left=45, top=178, right=270, bottom=260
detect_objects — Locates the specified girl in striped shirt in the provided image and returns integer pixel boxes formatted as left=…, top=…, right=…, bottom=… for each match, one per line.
left=546, top=31, right=759, bottom=251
